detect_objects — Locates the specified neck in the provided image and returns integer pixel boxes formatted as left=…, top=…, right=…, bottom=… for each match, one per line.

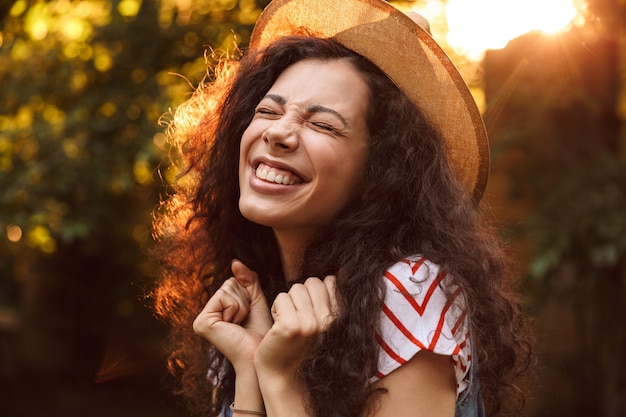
left=274, top=230, right=313, bottom=282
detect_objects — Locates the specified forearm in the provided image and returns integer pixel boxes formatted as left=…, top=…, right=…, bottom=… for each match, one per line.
left=249, top=275, right=337, bottom=417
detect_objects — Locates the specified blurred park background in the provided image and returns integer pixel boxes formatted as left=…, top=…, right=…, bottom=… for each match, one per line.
left=0, top=0, right=624, bottom=416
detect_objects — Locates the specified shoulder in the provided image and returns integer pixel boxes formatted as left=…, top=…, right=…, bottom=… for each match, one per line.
left=375, top=256, right=472, bottom=395
left=381, top=256, right=458, bottom=327
left=383, top=256, right=445, bottom=297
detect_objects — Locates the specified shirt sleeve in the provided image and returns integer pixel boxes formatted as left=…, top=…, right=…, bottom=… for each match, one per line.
left=371, top=256, right=472, bottom=395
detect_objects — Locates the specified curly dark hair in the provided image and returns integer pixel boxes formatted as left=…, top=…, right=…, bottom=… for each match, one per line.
left=152, top=36, right=534, bottom=417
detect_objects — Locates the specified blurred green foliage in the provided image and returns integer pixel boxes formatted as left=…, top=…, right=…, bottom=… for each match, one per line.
left=0, top=0, right=265, bottom=260
left=0, top=0, right=266, bottom=415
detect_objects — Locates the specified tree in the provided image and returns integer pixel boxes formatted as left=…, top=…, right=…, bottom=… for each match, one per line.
left=0, top=1, right=266, bottom=415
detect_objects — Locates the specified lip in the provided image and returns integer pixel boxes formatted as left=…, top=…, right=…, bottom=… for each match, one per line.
left=247, top=157, right=309, bottom=194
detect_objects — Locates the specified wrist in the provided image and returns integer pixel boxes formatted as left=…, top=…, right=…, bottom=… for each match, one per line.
left=256, top=369, right=309, bottom=417
left=255, top=365, right=296, bottom=389
left=233, top=361, right=258, bottom=379
left=253, top=349, right=301, bottom=382
left=233, top=367, right=264, bottom=416
left=230, top=402, right=266, bottom=416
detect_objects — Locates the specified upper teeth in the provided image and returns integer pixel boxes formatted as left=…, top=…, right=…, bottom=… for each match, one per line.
left=256, top=164, right=297, bottom=185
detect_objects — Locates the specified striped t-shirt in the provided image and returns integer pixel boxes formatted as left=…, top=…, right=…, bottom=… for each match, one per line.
left=371, top=256, right=471, bottom=395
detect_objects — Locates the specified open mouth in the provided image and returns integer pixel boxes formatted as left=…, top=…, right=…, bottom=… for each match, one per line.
left=255, top=162, right=304, bottom=185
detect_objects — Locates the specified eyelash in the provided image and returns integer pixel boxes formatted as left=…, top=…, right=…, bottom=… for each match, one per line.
left=255, top=107, right=277, bottom=115
left=254, top=107, right=338, bottom=134
left=311, top=121, right=337, bottom=133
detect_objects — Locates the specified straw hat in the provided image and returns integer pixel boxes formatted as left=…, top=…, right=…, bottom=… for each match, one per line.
left=249, top=0, right=489, bottom=204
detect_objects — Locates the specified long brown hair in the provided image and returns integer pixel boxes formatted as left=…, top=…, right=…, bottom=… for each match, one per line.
left=152, top=36, right=533, bottom=417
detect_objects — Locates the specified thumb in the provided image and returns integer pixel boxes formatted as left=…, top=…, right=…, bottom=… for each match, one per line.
left=232, top=259, right=272, bottom=336
left=231, top=259, right=264, bottom=300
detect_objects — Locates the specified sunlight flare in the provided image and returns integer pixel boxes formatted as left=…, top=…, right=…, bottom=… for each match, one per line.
left=444, top=0, right=584, bottom=59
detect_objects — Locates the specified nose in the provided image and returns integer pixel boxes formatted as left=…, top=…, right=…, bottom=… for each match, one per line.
left=262, top=117, right=299, bottom=151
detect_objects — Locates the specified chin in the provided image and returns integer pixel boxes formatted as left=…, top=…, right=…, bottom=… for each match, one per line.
left=239, top=200, right=274, bottom=228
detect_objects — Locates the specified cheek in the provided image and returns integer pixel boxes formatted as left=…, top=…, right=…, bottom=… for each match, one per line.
left=316, top=144, right=368, bottom=192
left=341, top=148, right=368, bottom=197
left=239, top=128, right=256, bottom=173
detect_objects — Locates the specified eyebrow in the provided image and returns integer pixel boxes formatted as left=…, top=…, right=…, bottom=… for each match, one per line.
left=263, top=93, right=350, bottom=129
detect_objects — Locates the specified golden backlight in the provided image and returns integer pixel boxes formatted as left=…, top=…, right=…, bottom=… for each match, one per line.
left=416, top=0, right=586, bottom=60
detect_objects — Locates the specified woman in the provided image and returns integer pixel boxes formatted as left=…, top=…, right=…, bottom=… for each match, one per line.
left=152, top=1, right=533, bottom=416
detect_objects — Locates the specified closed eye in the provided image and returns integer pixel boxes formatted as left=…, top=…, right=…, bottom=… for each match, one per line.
left=255, top=106, right=278, bottom=115
left=310, top=121, right=338, bottom=133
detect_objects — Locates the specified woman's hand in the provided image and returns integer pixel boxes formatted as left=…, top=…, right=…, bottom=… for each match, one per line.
left=254, top=275, right=338, bottom=376
left=251, top=275, right=338, bottom=417
left=193, top=260, right=272, bottom=372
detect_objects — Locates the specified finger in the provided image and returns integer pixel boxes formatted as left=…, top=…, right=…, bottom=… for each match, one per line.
left=232, top=260, right=259, bottom=289
left=193, top=292, right=236, bottom=336
left=303, top=277, right=332, bottom=320
left=206, top=279, right=250, bottom=324
left=222, top=293, right=248, bottom=324
left=221, top=277, right=250, bottom=301
left=323, top=275, right=339, bottom=316
left=232, top=260, right=268, bottom=303
left=216, top=288, right=248, bottom=324
left=287, top=283, right=316, bottom=315
left=270, top=292, right=297, bottom=326
left=318, top=276, right=339, bottom=331
left=287, top=283, right=328, bottom=337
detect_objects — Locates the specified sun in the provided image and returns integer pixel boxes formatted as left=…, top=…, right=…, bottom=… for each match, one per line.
left=447, top=0, right=585, bottom=59
left=410, top=0, right=586, bottom=60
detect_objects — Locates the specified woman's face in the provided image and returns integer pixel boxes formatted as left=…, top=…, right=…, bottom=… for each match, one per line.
left=239, top=58, right=370, bottom=239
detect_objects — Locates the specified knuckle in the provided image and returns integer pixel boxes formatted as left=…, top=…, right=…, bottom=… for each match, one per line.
left=221, top=277, right=237, bottom=289
left=304, top=277, right=321, bottom=287
left=273, top=321, right=295, bottom=338
left=273, top=292, right=288, bottom=305
left=289, top=283, right=305, bottom=293
left=192, top=317, right=205, bottom=335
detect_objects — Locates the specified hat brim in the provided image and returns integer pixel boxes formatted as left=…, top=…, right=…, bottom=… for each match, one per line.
left=249, top=0, right=489, bottom=204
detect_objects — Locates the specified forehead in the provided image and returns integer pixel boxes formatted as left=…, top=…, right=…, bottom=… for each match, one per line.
left=266, top=59, right=371, bottom=113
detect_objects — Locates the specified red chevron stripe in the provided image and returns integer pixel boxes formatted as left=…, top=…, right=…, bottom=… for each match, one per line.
left=459, top=333, right=469, bottom=350
left=410, top=257, right=427, bottom=274
left=375, top=332, right=407, bottom=365
left=383, top=269, right=446, bottom=315
left=382, top=303, right=427, bottom=349
left=451, top=308, right=467, bottom=335
left=454, top=332, right=470, bottom=356
left=428, top=286, right=462, bottom=350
